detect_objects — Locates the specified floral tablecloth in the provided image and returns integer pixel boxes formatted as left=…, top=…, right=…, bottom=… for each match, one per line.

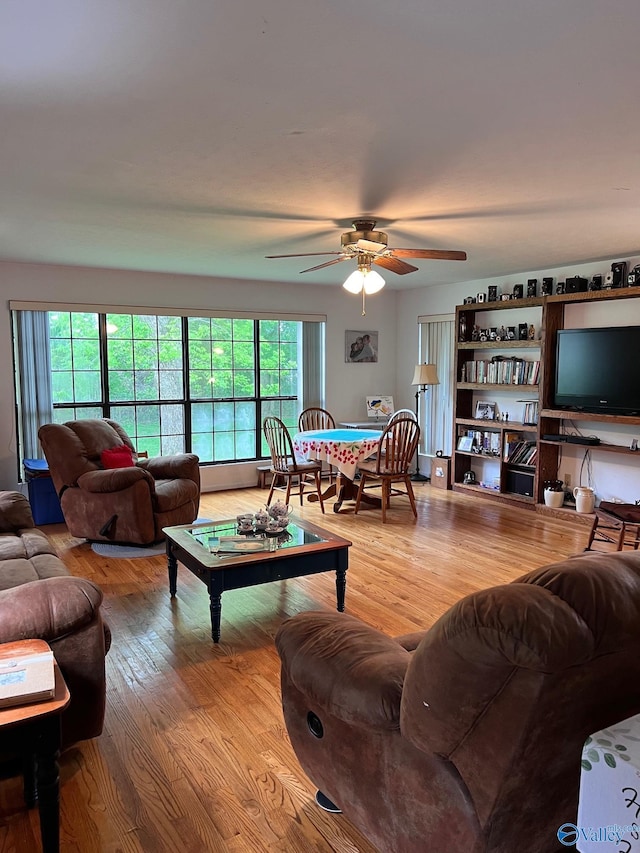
left=293, top=429, right=381, bottom=481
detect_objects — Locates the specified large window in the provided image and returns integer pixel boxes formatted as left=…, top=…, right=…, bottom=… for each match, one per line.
left=14, top=306, right=323, bottom=464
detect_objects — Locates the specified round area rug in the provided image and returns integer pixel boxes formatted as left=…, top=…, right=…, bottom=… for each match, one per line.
left=91, top=517, right=212, bottom=558
left=91, top=542, right=165, bottom=558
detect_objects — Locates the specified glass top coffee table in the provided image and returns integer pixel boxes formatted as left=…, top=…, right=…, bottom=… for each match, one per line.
left=163, top=516, right=352, bottom=643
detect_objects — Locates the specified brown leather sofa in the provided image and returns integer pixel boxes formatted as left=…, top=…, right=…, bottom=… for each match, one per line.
left=276, top=551, right=640, bottom=853
left=39, top=418, right=200, bottom=546
left=0, top=491, right=109, bottom=749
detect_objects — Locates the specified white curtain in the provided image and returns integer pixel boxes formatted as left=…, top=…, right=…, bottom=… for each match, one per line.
left=15, top=311, right=53, bottom=460
left=302, top=321, right=325, bottom=409
left=419, top=316, right=454, bottom=457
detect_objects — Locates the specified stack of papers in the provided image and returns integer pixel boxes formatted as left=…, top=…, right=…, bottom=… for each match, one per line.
left=0, top=640, right=55, bottom=709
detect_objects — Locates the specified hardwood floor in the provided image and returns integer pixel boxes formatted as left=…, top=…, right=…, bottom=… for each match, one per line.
left=0, top=485, right=588, bottom=852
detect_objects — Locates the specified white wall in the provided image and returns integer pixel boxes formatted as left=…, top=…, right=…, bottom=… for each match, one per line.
left=0, top=261, right=397, bottom=491
left=3, top=255, right=640, bottom=502
left=397, top=254, right=640, bottom=503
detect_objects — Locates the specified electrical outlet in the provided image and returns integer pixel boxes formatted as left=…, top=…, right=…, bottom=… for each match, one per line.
left=564, top=473, right=571, bottom=487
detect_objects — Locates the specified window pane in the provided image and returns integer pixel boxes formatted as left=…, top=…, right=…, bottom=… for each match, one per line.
left=52, top=372, right=73, bottom=402
left=192, top=402, right=213, bottom=433
left=109, top=371, right=134, bottom=401
left=108, top=339, right=134, bottom=370
left=134, top=340, right=157, bottom=369
left=135, top=371, right=158, bottom=400
left=71, top=313, right=99, bottom=338
left=235, top=430, right=255, bottom=458
left=73, top=371, right=101, bottom=402
left=190, top=370, right=215, bottom=398
left=192, top=432, right=213, bottom=460
left=159, top=370, right=182, bottom=399
left=50, top=339, right=72, bottom=370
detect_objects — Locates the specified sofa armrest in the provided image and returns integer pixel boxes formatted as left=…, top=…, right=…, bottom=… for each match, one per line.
left=77, top=467, right=154, bottom=493
left=137, top=453, right=200, bottom=482
left=0, top=576, right=104, bottom=644
left=276, top=611, right=410, bottom=730
left=0, top=491, right=35, bottom=533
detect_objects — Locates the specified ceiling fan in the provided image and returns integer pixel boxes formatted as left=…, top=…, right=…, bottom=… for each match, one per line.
left=265, top=218, right=467, bottom=275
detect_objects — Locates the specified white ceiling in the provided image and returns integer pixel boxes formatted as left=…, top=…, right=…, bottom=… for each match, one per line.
left=2, top=0, right=640, bottom=290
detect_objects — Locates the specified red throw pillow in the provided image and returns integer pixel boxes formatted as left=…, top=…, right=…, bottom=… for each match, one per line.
left=101, top=445, right=135, bottom=469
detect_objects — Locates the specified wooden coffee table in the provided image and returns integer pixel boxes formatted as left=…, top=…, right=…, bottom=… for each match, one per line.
left=163, top=516, right=352, bottom=643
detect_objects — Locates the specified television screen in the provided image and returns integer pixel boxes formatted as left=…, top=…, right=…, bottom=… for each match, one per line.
left=554, top=326, right=640, bottom=415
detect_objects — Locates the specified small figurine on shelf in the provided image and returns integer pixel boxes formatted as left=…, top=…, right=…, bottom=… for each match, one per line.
left=471, top=324, right=480, bottom=342
left=460, top=363, right=467, bottom=382
left=528, top=324, right=536, bottom=340
left=497, top=325, right=507, bottom=341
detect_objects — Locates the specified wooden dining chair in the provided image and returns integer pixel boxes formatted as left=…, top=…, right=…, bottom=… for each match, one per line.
left=354, top=417, right=420, bottom=522
left=298, top=408, right=336, bottom=482
left=263, top=417, right=325, bottom=512
left=298, top=407, right=336, bottom=431
left=387, top=408, right=417, bottom=424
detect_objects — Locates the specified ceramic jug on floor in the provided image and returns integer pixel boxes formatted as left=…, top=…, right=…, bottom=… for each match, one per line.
left=573, top=486, right=595, bottom=514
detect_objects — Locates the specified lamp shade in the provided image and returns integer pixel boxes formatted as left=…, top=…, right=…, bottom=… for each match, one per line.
left=342, top=268, right=386, bottom=294
left=411, top=363, right=439, bottom=386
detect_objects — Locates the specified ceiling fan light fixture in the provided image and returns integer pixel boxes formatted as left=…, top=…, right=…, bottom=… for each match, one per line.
left=342, top=267, right=385, bottom=294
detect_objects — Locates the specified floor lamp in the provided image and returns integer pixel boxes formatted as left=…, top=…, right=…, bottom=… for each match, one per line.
left=411, top=363, right=439, bottom=481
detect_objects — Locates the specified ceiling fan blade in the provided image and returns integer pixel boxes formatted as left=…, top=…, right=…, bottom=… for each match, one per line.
left=373, top=256, right=419, bottom=275
left=299, top=257, right=351, bottom=274
left=356, top=238, right=387, bottom=254
left=389, top=248, right=467, bottom=261
left=265, top=252, right=345, bottom=259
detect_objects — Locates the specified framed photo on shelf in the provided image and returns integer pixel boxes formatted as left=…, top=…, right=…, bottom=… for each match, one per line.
left=457, top=435, right=474, bottom=452
left=475, top=400, right=497, bottom=421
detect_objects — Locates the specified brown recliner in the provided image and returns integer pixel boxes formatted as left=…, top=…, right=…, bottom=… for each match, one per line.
left=276, top=551, right=640, bottom=853
left=39, top=419, right=200, bottom=546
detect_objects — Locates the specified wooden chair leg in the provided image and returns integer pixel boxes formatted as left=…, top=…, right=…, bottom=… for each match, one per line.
left=354, top=474, right=366, bottom=514
left=405, top=476, right=418, bottom=518
left=585, top=515, right=598, bottom=550
left=297, top=475, right=305, bottom=506
left=314, top=470, right=325, bottom=514
left=267, top=475, right=277, bottom=506
left=381, top=479, right=389, bottom=523
left=285, top=478, right=292, bottom=505
left=617, top=522, right=627, bottom=551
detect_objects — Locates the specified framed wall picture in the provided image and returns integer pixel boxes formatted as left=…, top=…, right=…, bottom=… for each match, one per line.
left=345, top=330, right=378, bottom=363
left=457, top=435, right=474, bottom=452
left=475, top=400, right=497, bottom=420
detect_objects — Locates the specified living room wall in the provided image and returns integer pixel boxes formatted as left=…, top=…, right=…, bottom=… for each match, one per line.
left=396, top=253, right=640, bottom=504
left=0, top=261, right=397, bottom=490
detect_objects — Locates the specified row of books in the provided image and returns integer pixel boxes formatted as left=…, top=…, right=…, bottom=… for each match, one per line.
left=462, top=359, right=540, bottom=385
left=504, top=439, right=537, bottom=466
left=460, top=430, right=501, bottom=456
left=521, top=401, right=539, bottom=425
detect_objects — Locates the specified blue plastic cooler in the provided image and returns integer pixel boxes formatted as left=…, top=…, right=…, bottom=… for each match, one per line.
left=23, top=459, right=65, bottom=525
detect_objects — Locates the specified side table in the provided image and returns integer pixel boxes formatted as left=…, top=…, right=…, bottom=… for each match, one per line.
left=0, top=661, right=70, bottom=853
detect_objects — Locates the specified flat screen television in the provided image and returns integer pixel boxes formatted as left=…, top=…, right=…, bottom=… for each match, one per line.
left=554, top=325, right=640, bottom=415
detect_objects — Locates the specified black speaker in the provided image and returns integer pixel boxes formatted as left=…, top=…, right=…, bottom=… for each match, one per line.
left=505, top=470, right=534, bottom=497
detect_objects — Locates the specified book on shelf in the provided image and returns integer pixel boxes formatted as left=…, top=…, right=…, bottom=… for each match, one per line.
left=463, top=359, right=540, bottom=385
left=518, top=400, right=539, bottom=425
left=0, top=639, right=55, bottom=709
left=503, top=431, right=524, bottom=461
left=506, top=440, right=537, bottom=466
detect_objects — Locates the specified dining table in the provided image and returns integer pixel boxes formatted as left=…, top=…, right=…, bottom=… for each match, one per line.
left=292, top=428, right=382, bottom=512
